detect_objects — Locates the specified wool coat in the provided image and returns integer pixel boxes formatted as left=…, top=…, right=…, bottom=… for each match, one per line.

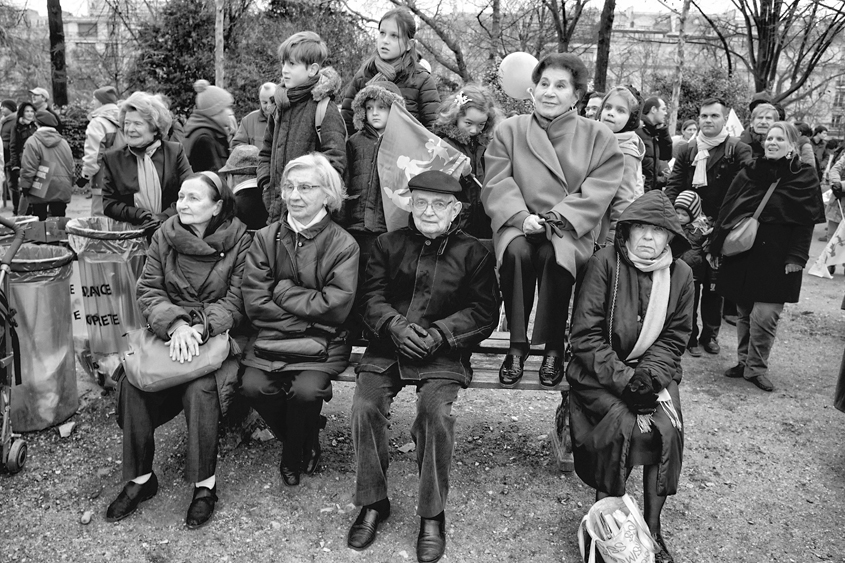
left=240, top=215, right=360, bottom=375
left=357, top=219, right=499, bottom=386
left=482, top=110, right=624, bottom=279
left=342, top=125, right=385, bottom=234
left=257, top=73, right=347, bottom=225
left=567, top=191, right=694, bottom=496
left=101, top=141, right=193, bottom=224
left=665, top=136, right=753, bottom=219
left=9, top=119, right=37, bottom=171
left=182, top=112, right=230, bottom=173
left=710, top=157, right=824, bottom=305
left=135, top=215, right=252, bottom=415
left=18, top=127, right=73, bottom=204
left=341, top=62, right=440, bottom=133
left=81, top=103, right=120, bottom=180
left=230, top=109, right=268, bottom=149
left=635, top=121, right=673, bottom=192
left=1, top=114, right=15, bottom=164
left=600, top=131, right=644, bottom=244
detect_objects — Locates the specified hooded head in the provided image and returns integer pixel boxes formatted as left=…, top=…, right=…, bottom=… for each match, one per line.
left=351, top=81, right=405, bottom=132
left=673, top=190, right=702, bottom=224
left=615, top=190, right=689, bottom=258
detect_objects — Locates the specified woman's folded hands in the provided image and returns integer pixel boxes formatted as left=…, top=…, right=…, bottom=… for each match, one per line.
left=622, top=368, right=658, bottom=414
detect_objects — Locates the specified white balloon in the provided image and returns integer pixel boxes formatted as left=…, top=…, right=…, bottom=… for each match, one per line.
left=499, top=52, right=539, bottom=100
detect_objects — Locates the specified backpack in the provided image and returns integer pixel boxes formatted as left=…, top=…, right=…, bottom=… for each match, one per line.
left=314, top=97, right=347, bottom=145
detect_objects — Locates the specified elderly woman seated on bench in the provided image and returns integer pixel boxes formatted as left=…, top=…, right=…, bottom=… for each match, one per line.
left=566, top=190, right=694, bottom=563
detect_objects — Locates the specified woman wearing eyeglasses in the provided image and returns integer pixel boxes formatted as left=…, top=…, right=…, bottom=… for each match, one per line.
left=240, top=153, right=360, bottom=486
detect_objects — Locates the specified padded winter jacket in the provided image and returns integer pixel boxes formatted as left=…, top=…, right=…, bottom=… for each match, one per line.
left=19, top=127, right=73, bottom=204
left=342, top=125, right=385, bottom=234
left=182, top=113, right=230, bottom=173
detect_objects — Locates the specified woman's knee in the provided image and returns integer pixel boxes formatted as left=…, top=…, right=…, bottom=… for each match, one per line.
left=502, top=236, right=533, bottom=267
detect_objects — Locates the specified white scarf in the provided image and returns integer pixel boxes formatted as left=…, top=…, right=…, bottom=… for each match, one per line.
left=691, top=128, right=729, bottom=188
left=623, top=244, right=683, bottom=434
left=132, top=140, right=162, bottom=214
left=287, top=207, right=327, bottom=233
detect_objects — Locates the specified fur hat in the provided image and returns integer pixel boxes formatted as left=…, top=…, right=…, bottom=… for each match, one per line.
left=673, top=190, right=702, bottom=220
left=193, top=79, right=233, bottom=117
left=351, top=81, right=405, bottom=131
left=35, top=110, right=58, bottom=128
left=94, top=86, right=119, bottom=105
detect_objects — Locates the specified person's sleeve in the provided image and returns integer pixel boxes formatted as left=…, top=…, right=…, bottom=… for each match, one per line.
left=272, top=237, right=359, bottom=326
left=552, top=134, right=624, bottom=237
left=799, top=142, right=816, bottom=167
left=101, top=154, right=147, bottom=224
left=359, top=236, right=404, bottom=335
left=569, top=255, right=634, bottom=396
left=186, top=134, right=217, bottom=173
left=230, top=119, right=249, bottom=149
left=829, top=152, right=845, bottom=184
left=257, top=113, right=274, bottom=194
left=664, top=148, right=689, bottom=202
left=786, top=223, right=815, bottom=267
left=417, top=73, right=442, bottom=131
left=605, top=153, right=639, bottom=243
left=340, top=76, right=362, bottom=136
left=657, top=127, right=673, bottom=160
left=637, top=266, right=694, bottom=390
left=481, top=125, right=531, bottom=232
left=81, top=118, right=107, bottom=179
left=431, top=248, right=500, bottom=350
left=18, top=140, right=38, bottom=191
left=319, top=103, right=347, bottom=178
left=136, top=232, right=190, bottom=340
left=735, top=141, right=753, bottom=167
left=9, top=127, right=19, bottom=170
left=204, top=232, right=252, bottom=335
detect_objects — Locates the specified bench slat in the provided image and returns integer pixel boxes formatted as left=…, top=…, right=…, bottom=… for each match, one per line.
left=334, top=365, right=568, bottom=391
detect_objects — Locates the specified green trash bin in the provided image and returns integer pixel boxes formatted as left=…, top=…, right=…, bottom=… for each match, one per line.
left=1, top=243, right=77, bottom=431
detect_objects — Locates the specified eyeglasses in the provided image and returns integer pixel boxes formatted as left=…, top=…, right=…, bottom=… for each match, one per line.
left=411, top=198, right=453, bottom=214
left=282, top=183, right=320, bottom=195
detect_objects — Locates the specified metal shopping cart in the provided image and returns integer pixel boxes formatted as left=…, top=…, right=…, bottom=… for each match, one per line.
left=0, top=215, right=27, bottom=473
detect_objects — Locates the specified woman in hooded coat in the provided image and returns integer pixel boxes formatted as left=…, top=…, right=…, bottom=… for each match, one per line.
left=567, top=190, right=694, bottom=563
left=182, top=80, right=234, bottom=174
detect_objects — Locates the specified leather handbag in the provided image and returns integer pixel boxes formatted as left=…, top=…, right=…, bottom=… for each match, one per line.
left=253, top=334, right=329, bottom=363
left=722, top=180, right=779, bottom=257
left=122, top=310, right=231, bottom=393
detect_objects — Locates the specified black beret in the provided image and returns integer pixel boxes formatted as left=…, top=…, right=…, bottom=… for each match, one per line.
left=407, top=170, right=461, bottom=195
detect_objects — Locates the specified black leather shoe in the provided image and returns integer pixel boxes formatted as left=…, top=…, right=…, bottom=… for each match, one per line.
left=748, top=374, right=774, bottom=392
left=280, top=458, right=300, bottom=486
left=186, top=485, right=218, bottom=529
left=653, top=533, right=675, bottom=563
left=499, top=354, right=526, bottom=388
left=105, top=473, right=158, bottom=522
left=416, top=514, right=446, bottom=563
left=347, top=501, right=390, bottom=551
left=701, top=339, right=721, bottom=354
left=303, top=440, right=322, bottom=475
left=724, top=364, right=744, bottom=378
left=538, top=355, right=564, bottom=387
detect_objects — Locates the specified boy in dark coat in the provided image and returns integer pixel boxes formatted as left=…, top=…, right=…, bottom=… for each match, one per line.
left=674, top=190, right=713, bottom=357
left=257, top=31, right=346, bottom=224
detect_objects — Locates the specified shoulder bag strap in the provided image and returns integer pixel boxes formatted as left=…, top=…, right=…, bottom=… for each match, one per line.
left=752, top=180, right=780, bottom=220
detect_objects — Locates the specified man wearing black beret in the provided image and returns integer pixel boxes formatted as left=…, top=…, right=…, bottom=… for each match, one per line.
left=347, top=170, right=499, bottom=563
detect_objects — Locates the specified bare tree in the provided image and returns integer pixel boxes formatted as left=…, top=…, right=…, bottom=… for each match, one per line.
left=47, top=0, right=68, bottom=105
left=593, top=0, right=616, bottom=92
left=545, top=0, right=589, bottom=52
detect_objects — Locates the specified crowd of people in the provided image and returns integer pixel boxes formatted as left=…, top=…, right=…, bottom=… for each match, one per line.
left=6, top=7, right=836, bottom=562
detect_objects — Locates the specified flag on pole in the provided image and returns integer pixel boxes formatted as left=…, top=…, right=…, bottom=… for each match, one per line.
left=377, top=104, right=469, bottom=231
left=809, top=209, right=845, bottom=278
left=725, top=109, right=745, bottom=138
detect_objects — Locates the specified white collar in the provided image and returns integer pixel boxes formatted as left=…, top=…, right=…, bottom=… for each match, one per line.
left=287, top=207, right=327, bottom=233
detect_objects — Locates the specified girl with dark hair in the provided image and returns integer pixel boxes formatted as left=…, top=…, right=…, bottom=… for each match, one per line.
left=433, top=83, right=501, bottom=239
left=341, top=7, right=441, bottom=131
left=9, top=101, right=38, bottom=210
left=106, top=171, right=252, bottom=529
left=482, top=52, right=624, bottom=389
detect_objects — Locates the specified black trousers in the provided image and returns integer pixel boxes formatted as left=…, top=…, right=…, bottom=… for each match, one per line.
left=117, top=372, right=220, bottom=483
left=699, top=264, right=722, bottom=343
left=30, top=201, right=66, bottom=221
left=499, top=236, right=574, bottom=347
left=241, top=367, right=333, bottom=467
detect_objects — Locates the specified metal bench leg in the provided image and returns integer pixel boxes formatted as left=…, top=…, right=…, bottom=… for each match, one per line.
left=550, top=390, right=574, bottom=472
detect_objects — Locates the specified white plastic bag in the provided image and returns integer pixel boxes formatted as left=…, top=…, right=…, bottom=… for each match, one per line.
left=578, top=494, right=657, bottom=563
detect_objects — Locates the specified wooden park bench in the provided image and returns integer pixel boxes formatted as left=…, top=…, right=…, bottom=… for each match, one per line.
left=333, top=331, right=574, bottom=472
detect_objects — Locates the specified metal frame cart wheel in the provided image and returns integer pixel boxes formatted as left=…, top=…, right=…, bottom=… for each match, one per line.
left=0, top=216, right=26, bottom=473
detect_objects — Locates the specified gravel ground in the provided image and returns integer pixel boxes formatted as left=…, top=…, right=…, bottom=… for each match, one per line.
left=0, top=198, right=843, bottom=562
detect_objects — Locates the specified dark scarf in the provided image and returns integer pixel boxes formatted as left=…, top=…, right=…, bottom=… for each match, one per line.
left=364, top=50, right=415, bottom=84
left=275, top=75, right=319, bottom=110
left=712, top=156, right=824, bottom=248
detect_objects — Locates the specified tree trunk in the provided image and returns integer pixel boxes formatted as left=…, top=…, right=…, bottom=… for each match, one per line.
left=47, top=0, right=68, bottom=107
left=215, top=0, right=225, bottom=88
left=489, top=0, right=500, bottom=62
left=669, top=0, right=691, bottom=135
left=594, top=0, right=616, bottom=92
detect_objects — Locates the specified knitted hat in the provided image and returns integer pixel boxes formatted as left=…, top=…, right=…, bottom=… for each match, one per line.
left=1, top=100, right=16, bottom=113
left=673, top=190, right=702, bottom=220
left=193, top=79, right=233, bottom=117
left=351, top=81, right=405, bottom=131
left=35, top=110, right=58, bottom=128
left=219, top=144, right=260, bottom=175
left=94, top=86, right=119, bottom=105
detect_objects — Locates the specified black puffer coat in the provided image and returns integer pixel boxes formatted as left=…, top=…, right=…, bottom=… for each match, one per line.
left=341, top=62, right=440, bottom=132
left=567, top=190, right=694, bottom=496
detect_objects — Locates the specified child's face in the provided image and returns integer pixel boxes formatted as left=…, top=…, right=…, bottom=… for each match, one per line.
left=365, top=99, right=390, bottom=132
left=600, top=93, right=630, bottom=134
left=378, top=17, right=408, bottom=61
left=282, top=60, right=318, bottom=89
left=457, top=107, right=488, bottom=138
left=675, top=208, right=691, bottom=225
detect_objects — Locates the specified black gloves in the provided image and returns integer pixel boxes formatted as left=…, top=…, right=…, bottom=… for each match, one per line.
left=622, top=368, right=658, bottom=414
left=137, top=211, right=162, bottom=233
left=832, top=182, right=843, bottom=199
left=387, top=317, right=447, bottom=360
left=75, top=176, right=89, bottom=188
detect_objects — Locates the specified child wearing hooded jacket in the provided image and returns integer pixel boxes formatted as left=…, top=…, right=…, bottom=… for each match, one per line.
left=674, top=190, right=713, bottom=357
left=342, top=81, right=405, bottom=271
left=258, top=31, right=347, bottom=225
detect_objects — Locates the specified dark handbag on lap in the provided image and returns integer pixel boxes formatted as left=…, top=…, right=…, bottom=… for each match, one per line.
left=253, top=334, right=330, bottom=363
left=122, top=309, right=230, bottom=392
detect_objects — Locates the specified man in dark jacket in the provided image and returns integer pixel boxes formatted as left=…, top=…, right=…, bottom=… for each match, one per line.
left=347, top=171, right=499, bottom=563
left=665, top=97, right=753, bottom=355
left=636, top=96, right=672, bottom=192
